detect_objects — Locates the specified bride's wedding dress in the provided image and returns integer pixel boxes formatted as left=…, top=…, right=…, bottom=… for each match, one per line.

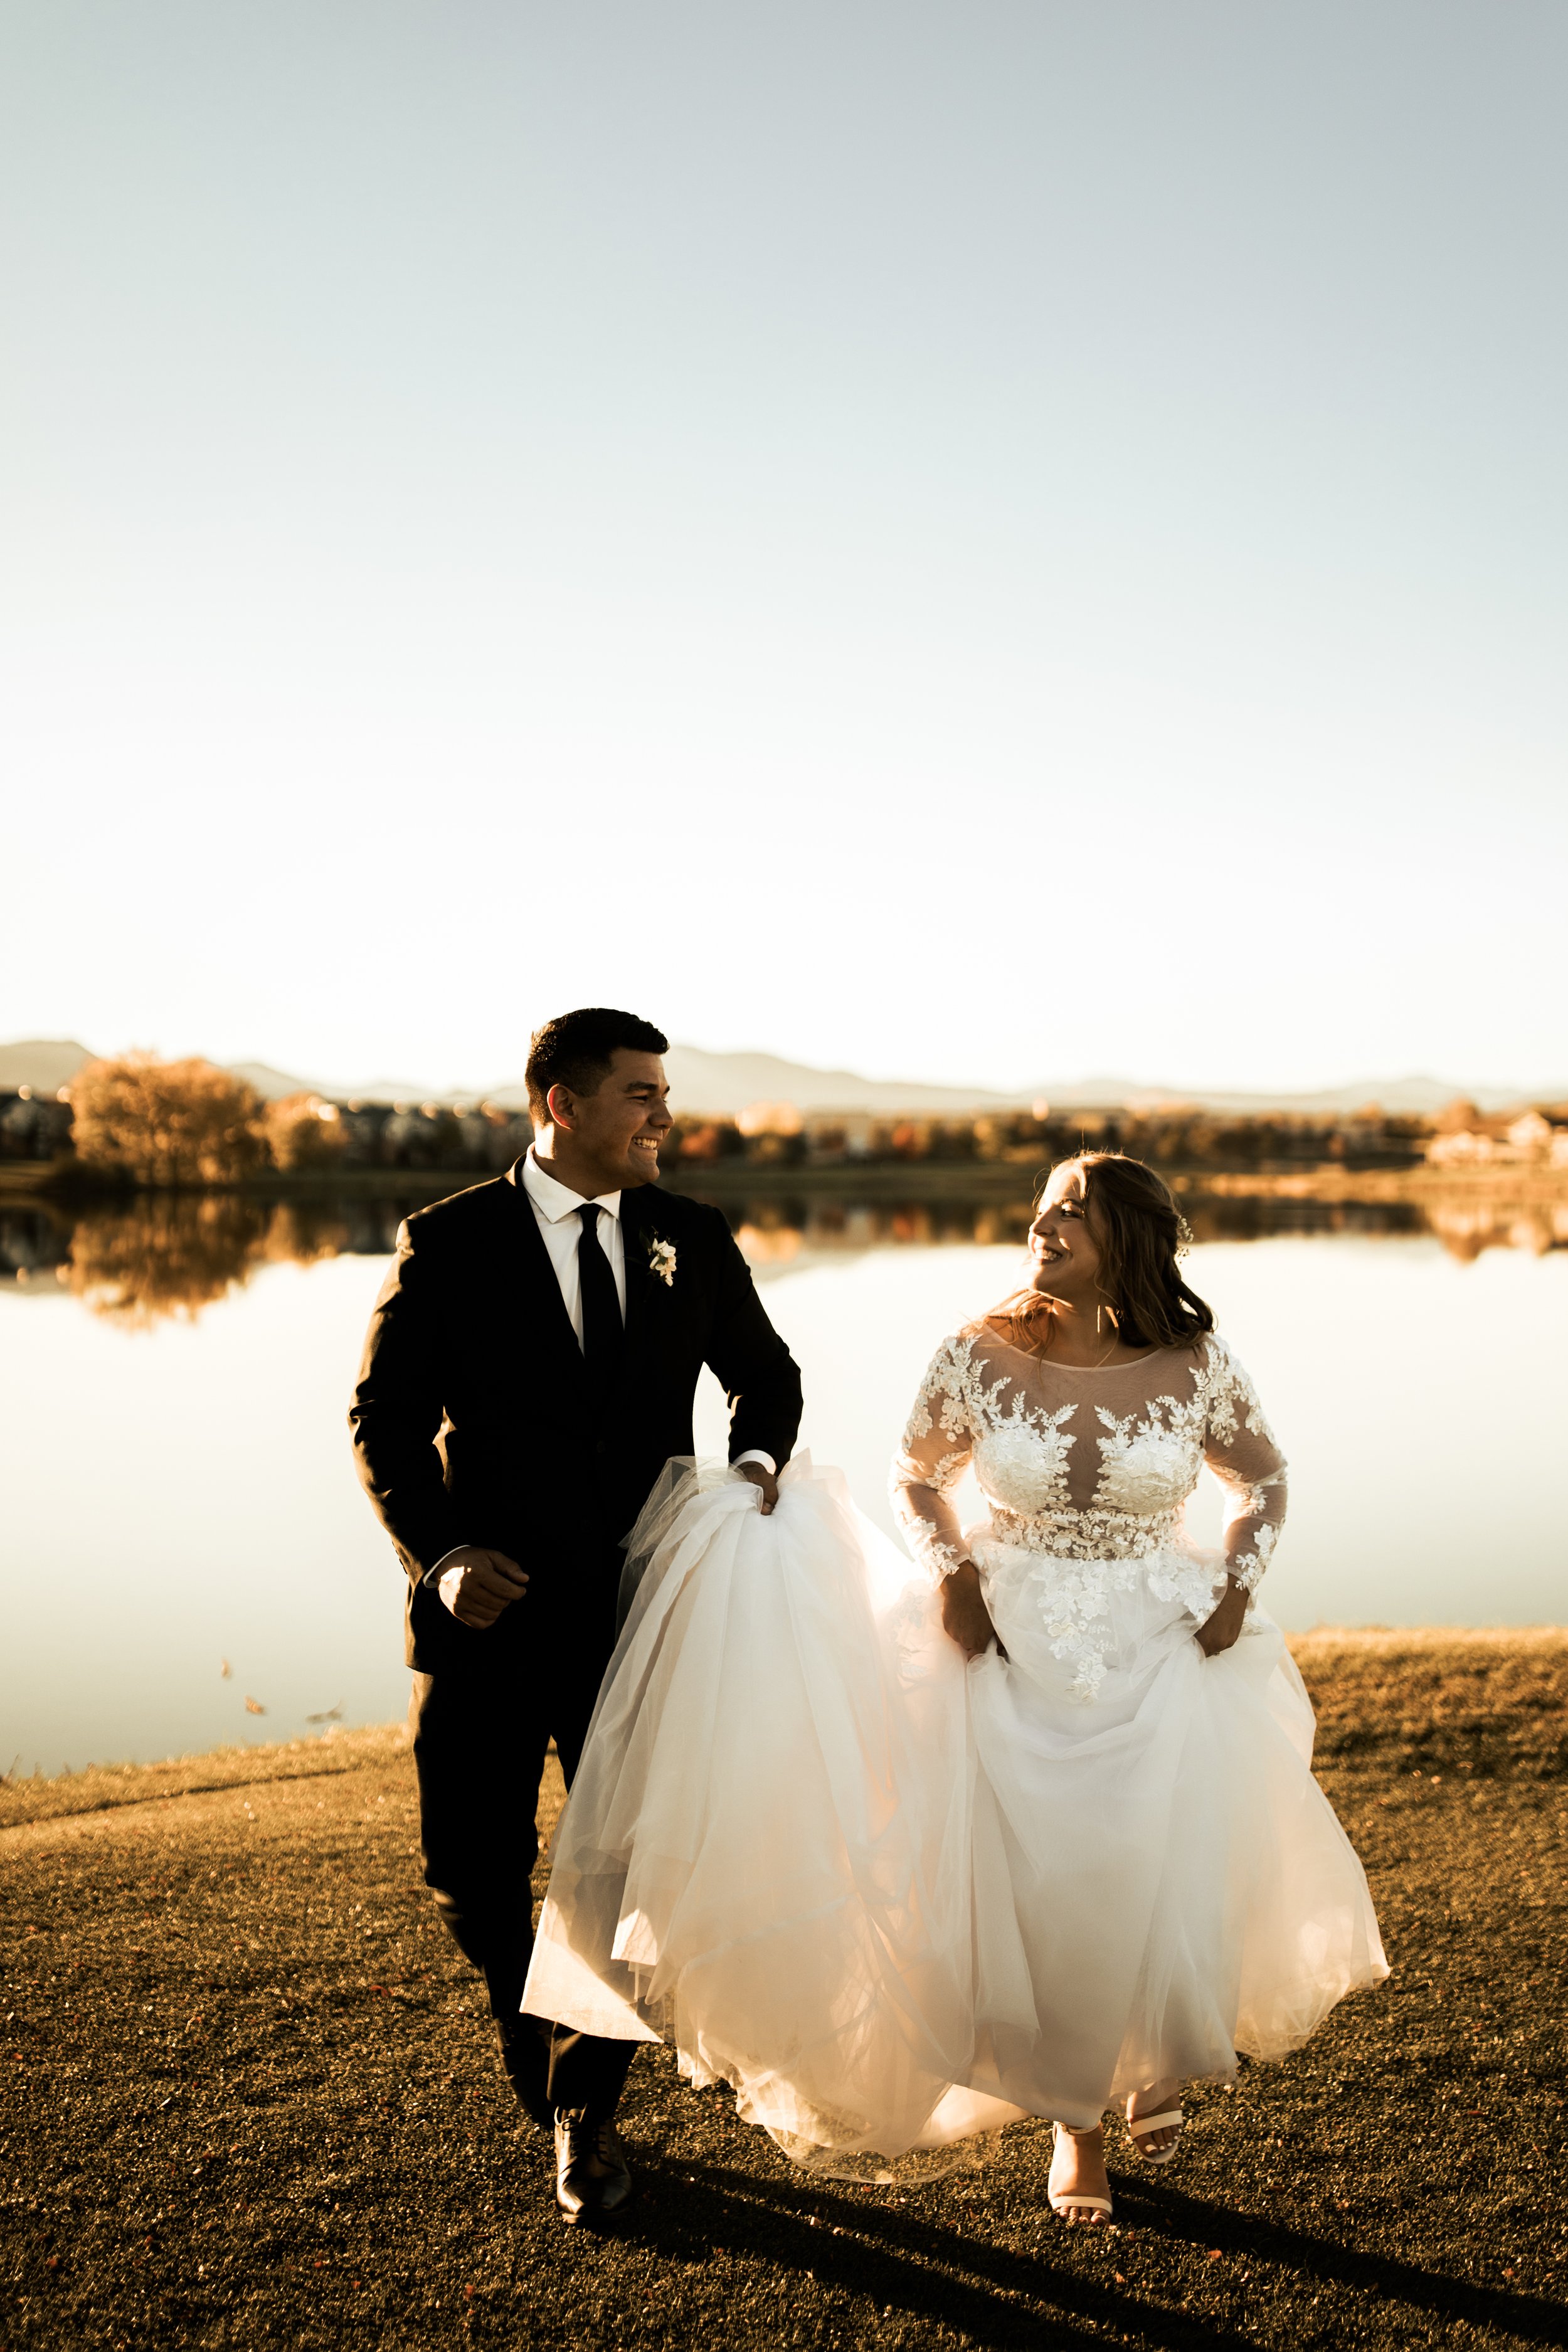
left=522, top=1330, right=1387, bottom=2164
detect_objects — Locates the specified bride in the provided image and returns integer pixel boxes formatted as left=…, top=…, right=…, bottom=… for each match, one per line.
left=522, top=1152, right=1387, bottom=2222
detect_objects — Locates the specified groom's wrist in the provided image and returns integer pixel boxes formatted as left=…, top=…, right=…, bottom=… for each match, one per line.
left=422, top=1546, right=467, bottom=1589
left=731, top=1448, right=775, bottom=1475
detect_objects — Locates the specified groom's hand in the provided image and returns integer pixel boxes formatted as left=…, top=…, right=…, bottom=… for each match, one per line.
left=734, top=1461, right=780, bottom=1515
left=436, top=1547, right=529, bottom=1629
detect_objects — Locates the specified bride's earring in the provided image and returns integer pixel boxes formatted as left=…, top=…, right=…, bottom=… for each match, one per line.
left=1096, top=1303, right=1103, bottom=1337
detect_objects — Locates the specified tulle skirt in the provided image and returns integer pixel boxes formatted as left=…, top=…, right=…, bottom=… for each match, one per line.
left=522, top=1456, right=1387, bottom=2163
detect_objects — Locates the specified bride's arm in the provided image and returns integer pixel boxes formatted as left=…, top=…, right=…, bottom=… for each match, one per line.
left=1196, top=1338, right=1289, bottom=1656
left=891, top=1338, right=1004, bottom=1659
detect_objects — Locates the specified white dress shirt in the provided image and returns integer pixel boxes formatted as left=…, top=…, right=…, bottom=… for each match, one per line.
left=522, top=1150, right=772, bottom=1470
left=425, top=1150, right=773, bottom=1586
left=521, top=1147, right=628, bottom=1340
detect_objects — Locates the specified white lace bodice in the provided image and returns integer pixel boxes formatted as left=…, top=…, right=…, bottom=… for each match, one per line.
left=891, top=1325, right=1286, bottom=1595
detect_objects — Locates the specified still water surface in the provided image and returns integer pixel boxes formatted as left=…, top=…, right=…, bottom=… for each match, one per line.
left=3, top=1194, right=1563, bottom=1776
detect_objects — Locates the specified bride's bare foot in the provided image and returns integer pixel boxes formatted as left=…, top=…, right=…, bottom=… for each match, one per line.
left=1126, top=2078, right=1184, bottom=2161
left=1048, top=2122, right=1113, bottom=2224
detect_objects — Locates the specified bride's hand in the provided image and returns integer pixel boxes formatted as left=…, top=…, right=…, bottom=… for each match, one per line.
left=1195, top=1577, right=1249, bottom=1658
left=941, top=1562, right=1007, bottom=1661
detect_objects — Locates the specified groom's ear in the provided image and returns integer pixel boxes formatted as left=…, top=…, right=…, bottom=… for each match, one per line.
left=544, top=1081, right=578, bottom=1130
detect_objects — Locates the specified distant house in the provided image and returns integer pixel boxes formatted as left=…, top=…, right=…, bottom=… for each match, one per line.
left=802, top=1110, right=876, bottom=1158
left=736, top=1100, right=804, bottom=1138
left=1426, top=1108, right=1565, bottom=1169
left=0, top=1087, right=74, bottom=1162
left=1506, top=1110, right=1554, bottom=1155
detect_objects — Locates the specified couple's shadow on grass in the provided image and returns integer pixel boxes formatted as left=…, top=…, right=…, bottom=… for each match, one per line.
left=604, top=2151, right=1560, bottom=2350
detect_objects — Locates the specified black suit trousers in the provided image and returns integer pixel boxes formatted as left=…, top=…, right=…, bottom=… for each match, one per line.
left=410, top=1565, right=633, bottom=2119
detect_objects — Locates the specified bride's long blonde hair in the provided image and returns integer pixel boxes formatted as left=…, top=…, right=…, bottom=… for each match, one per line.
left=985, top=1152, right=1215, bottom=1354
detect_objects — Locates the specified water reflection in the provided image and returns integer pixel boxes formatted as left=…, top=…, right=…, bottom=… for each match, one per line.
left=3, top=1180, right=1565, bottom=1323
left=1422, top=1199, right=1568, bottom=1261
left=727, top=1192, right=1443, bottom=1262
left=4, top=1188, right=1564, bottom=1775
left=1, top=1194, right=411, bottom=1322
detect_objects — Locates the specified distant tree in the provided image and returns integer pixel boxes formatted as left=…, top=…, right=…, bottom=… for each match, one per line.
left=377, top=1104, right=465, bottom=1170
left=261, top=1092, right=350, bottom=1173
left=668, top=1119, right=744, bottom=1163
left=69, top=1054, right=265, bottom=1185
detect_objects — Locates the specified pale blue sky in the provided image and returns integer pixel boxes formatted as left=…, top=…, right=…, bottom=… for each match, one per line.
left=2, top=2, right=1563, bottom=1094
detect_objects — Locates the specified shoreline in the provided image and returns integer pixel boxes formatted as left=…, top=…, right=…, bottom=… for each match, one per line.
left=7, top=1626, right=1564, bottom=1833
left=5, top=1158, right=1567, bottom=1207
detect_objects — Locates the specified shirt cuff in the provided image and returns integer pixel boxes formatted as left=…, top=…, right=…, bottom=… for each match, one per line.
left=422, top=1546, right=467, bottom=1589
left=732, top=1449, right=776, bottom=1475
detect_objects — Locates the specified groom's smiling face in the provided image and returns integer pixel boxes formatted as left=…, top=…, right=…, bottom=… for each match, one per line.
left=546, top=1049, right=672, bottom=1192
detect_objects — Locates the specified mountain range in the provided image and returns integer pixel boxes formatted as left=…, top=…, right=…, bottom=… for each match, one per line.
left=3, top=1037, right=1558, bottom=1119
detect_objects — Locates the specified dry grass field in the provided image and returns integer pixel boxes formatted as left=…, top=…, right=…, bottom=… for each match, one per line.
left=3, top=1634, right=1564, bottom=2351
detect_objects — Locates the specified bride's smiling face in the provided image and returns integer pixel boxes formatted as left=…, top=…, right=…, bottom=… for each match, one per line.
left=1026, top=1166, right=1105, bottom=1306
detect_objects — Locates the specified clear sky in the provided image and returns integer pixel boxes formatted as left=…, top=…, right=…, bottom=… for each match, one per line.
left=2, top=1, right=1563, bottom=1096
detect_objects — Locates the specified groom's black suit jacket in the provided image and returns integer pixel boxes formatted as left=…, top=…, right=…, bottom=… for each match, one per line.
left=350, top=1163, right=803, bottom=1675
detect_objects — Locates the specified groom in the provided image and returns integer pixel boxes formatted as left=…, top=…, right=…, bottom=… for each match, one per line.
left=349, top=1008, right=802, bottom=2220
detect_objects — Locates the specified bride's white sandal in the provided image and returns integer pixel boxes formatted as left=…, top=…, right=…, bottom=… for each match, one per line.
left=1049, top=2124, right=1114, bottom=2223
left=1126, top=2102, right=1185, bottom=2165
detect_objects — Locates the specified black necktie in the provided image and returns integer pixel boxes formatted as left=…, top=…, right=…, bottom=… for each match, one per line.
left=576, top=1203, right=623, bottom=1379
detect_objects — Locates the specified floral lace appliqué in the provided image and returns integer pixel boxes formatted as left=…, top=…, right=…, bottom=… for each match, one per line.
left=1227, top=1514, right=1279, bottom=1594
left=891, top=1330, right=1290, bottom=1662
left=975, top=1541, right=1229, bottom=1702
left=1200, top=1338, right=1278, bottom=1449
left=893, top=1333, right=1078, bottom=1582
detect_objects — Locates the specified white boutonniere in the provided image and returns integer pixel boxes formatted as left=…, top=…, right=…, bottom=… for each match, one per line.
left=647, top=1236, right=677, bottom=1287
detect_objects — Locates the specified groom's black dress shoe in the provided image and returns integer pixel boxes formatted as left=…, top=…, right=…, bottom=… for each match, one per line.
left=554, top=2112, right=634, bottom=2223
left=494, top=2019, right=554, bottom=2131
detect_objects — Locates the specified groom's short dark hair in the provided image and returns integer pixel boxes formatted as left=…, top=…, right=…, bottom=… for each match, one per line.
left=526, top=1008, right=669, bottom=1123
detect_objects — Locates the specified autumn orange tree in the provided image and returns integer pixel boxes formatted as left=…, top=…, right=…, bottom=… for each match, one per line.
left=68, top=1054, right=266, bottom=1186
left=260, top=1091, right=350, bottom=1172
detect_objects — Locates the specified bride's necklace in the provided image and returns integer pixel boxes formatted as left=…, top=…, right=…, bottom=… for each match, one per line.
left=1037, top=1305, right=1120, bottom=1370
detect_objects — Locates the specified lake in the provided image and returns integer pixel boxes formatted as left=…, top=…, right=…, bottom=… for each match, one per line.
left=3, top=1187, right=1564, bottom=1777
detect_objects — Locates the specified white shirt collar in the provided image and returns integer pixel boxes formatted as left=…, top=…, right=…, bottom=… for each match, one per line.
left=523, top=1147, right=622, bottom=1225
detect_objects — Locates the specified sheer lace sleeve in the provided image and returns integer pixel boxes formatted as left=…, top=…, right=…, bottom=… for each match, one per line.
left=889, top=1335, right=980, bottom=1584
left=1201, top=1337, right=1288, bottom=1594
